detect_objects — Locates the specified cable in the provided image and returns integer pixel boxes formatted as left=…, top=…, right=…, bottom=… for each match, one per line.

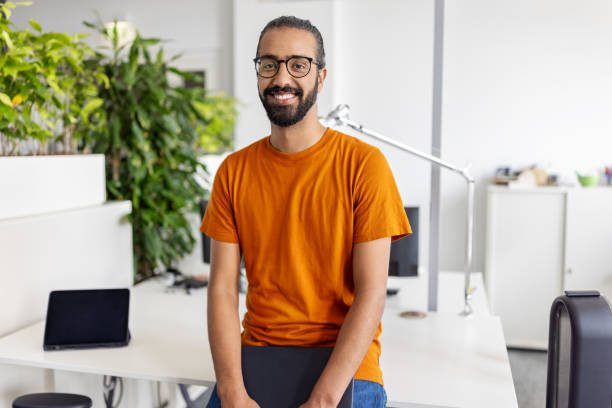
left=103, top=375, right=124, bottom=408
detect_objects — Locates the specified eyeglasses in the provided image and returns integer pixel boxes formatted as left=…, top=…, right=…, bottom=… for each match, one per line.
left=253, top=56, right=320, bottom=78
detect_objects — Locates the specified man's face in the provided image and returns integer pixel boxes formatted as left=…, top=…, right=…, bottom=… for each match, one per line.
left=256, top=27, right=326, bottom=127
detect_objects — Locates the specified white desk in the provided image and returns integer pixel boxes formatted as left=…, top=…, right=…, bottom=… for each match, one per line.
left=0, top=275, right=517, bottom=408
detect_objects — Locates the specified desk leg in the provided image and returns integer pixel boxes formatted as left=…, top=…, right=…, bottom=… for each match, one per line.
left=43, top=368, right=55, bottom=392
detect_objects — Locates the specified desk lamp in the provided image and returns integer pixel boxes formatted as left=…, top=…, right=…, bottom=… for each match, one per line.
left=322, top=104, right=475, bottom=316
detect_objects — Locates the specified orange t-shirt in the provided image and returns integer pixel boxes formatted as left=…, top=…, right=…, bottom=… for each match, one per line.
left=200, top=127, right=411, bottom=385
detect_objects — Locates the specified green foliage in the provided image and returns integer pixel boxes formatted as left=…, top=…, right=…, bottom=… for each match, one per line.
left=86, top=20, right=236, bottom=281
left=0, top=2, right=107, bottom=155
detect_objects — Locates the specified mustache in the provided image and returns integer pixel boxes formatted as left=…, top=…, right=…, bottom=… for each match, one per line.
left=264, top=86, right=303, bottom=97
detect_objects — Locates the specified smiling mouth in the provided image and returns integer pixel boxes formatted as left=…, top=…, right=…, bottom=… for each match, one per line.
left=269, top=91, right=298, bottom=105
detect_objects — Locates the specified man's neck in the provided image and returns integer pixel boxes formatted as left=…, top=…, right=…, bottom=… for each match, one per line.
left=269, top=108, right=327, bottom=154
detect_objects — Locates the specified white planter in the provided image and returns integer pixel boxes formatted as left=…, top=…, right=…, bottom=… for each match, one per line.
left=0, top=154, right=106, bottom=220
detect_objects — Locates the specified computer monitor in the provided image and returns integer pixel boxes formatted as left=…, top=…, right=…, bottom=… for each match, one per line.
left=200, top=200, right=212, bottom=263
left=200, top=200, right=244, bottom=268
left=200, top=201, right=419, bottom=277
left=388, top=207, right=419, bottom=277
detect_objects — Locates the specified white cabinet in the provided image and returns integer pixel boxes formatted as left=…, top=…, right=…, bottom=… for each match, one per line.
left=485, top=186, right=612, bottom=349
left=564, top=189, right=612, bottom=294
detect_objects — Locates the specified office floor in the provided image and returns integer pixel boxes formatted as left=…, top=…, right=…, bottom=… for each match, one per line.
left=507, top=349, right=548, bottom=408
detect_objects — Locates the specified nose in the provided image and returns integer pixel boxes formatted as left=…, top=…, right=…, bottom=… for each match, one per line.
left=271, top=61, right=293, bottom=86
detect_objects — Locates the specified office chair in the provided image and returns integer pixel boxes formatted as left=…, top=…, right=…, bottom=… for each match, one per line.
left=12, top=393, right=92, bottom=408
left=546, top=290, right=612, bottom=408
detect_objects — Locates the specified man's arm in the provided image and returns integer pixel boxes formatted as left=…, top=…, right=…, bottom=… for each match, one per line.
left=301, top=236, right=391, bottom=408
left=207, top=238, right=260, bottom=407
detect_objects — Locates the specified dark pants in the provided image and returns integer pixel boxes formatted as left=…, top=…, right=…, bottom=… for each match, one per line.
left=205, top=379, right=387, bottom=407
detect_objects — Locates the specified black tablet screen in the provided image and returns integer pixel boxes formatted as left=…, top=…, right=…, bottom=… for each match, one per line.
left=44, top=289, right=130, bottom=348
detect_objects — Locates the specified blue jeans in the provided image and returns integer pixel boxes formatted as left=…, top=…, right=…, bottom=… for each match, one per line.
left=206, top=379, right=387, bottom=407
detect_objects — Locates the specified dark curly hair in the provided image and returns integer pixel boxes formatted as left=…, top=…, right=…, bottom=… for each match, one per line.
left=256, top=15, right=326, bottom=70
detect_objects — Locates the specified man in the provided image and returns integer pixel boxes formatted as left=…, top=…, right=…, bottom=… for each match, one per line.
left=201, top=16, right=411, bottom=408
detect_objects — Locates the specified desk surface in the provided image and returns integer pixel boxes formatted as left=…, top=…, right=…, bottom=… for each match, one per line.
left=0, top=275, right=516, bottom=408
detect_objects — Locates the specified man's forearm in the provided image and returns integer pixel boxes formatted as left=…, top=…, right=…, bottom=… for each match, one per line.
left=207, top=285, right=246, bottom=399
left=309, top=291, right=386, bottom=406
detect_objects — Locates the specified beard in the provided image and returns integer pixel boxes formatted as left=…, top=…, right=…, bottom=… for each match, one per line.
left=258, top=76, right=319, bottom=127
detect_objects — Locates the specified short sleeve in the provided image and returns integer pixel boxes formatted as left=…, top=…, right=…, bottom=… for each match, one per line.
left=200, top=158, right=240, bottom=243
left=353, top=148, right=412, bottom=243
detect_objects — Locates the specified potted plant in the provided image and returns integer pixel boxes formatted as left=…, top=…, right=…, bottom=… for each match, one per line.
left=84, top=20, right=236, bottom=282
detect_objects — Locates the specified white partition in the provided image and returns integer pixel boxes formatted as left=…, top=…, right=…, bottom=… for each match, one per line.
left=0, top=155, right=106, bottom=220
left=0, top=201, right=133, bottom=337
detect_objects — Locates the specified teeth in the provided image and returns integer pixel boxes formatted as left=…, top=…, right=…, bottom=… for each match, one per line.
left=274, top=93, right=295, bottom=100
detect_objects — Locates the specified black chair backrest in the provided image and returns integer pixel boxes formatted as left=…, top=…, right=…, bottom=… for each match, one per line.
left=546, top=291, right=612, bottom=408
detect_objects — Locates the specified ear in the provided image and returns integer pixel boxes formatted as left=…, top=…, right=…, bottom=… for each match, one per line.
left=317, top=67, right=327, bottom=93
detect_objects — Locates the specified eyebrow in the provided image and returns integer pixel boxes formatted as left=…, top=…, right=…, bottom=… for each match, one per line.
left=257, top=54, right=310, bottom=60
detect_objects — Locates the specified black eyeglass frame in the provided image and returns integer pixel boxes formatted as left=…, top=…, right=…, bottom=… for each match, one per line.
left=253, top=55, right=321, bottom=78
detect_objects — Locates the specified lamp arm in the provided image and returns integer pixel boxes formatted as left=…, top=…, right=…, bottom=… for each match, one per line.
left=324, top=105, right=475, bottom=316
left=342, top=118, right=474, bottom=183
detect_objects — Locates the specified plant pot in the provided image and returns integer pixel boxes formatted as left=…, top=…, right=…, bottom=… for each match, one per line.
left=0, top=154, right=106, bottom=220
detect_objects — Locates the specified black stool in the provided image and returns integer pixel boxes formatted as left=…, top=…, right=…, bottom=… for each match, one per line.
left=12, top=393, right=92, bottom=408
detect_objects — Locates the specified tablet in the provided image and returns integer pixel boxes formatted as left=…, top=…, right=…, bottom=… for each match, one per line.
left=43, top=289, right=131, bottom=351
left=242, top=345, right=353, bottom=408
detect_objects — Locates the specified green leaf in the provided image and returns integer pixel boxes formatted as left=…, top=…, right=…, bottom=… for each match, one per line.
left=82, top=21, right=99, bottom=30
left=0, top=7, right=11, bottom=19
left=168, top=67, right=196, bottom=79
left=81, top=97, right=104, bottom=125
left=161, top=114, right=180, bottom=134
left=192, top=100, right=213, bottom=120
left=107, top=182, right=121, bottom=199
left=3, top=61, right=33, bottom=78
left=143, top=228, right=163, bottom=259
left=46, top=77, right=64, bottom=97
left=0, top=93, right=12, bottom=106
left=138, top=37, right=161, bottom=47
left=1, top=31, right=14, bottom=50
left=135, top=107, right=151, bottom=130
left=28, top=19, right=42, bottom=32
left=130, top=120, right=146, bottom=147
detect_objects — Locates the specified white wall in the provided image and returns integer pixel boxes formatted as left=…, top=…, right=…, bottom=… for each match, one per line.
left=332, top=0, right=434, bottom=274
left=440, top=0, right=612, bottom=271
